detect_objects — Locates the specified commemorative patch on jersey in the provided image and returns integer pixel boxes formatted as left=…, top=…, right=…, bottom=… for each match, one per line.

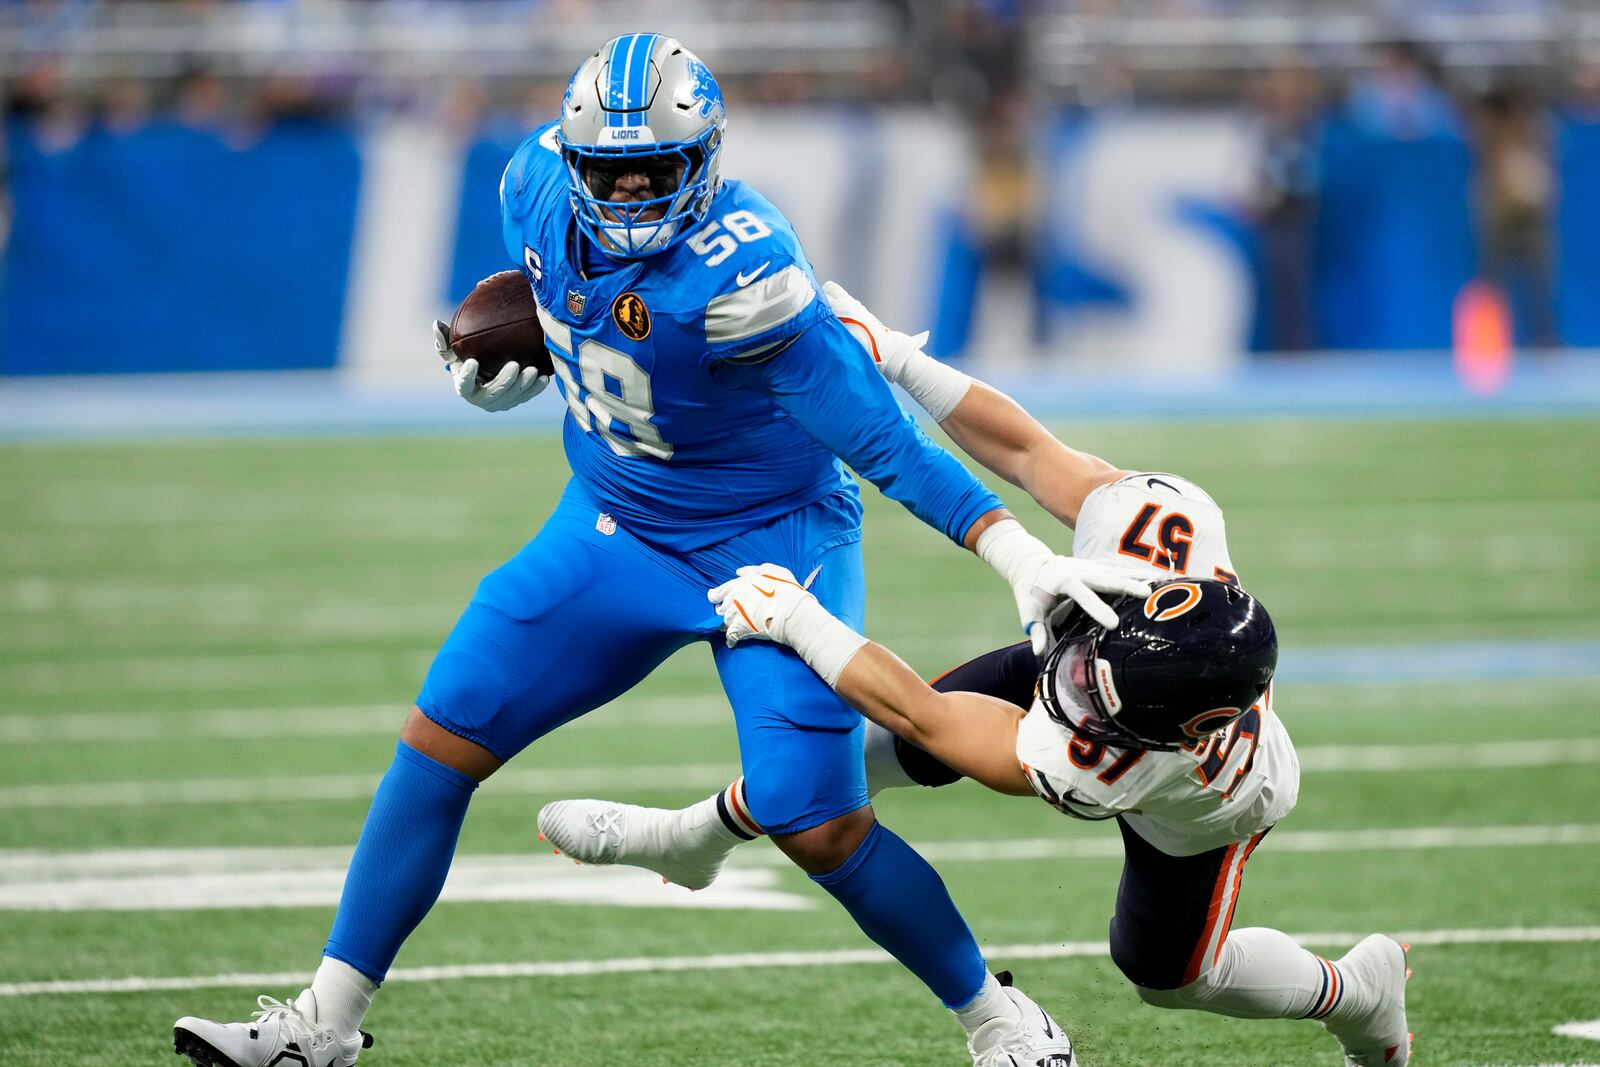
left=613, top=292, right=651, bottom=341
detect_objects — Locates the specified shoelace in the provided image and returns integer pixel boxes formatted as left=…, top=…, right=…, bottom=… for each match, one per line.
left=972, top=1010, right=1056, bottom=1066
left=252, top=996, right=335, bottom=1051
left=583, top=807, right=624, bottom=841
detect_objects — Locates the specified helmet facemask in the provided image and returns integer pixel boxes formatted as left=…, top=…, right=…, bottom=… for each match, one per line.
left=1039, top=627, right=1183, bottom=753
left=562, top=134, right=716, bottom=258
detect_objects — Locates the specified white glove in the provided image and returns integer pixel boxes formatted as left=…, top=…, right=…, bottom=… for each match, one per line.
left=708, top=564, right=815, bottom=648
left=822, top=281, right=971, bottom=422
left=822, top=281, right=928, bottom=380
left=1034, top=554, right=1153, bottom=633
left=435, top=319, right=550, bottom=414
left=707, top=564, right=867, bottom=686
left=975, top=519, right=1152, bottom=653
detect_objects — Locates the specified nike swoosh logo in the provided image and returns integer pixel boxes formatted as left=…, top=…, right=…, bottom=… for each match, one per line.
left=754, top=586, right=776, bottom=598
left=1146, top=477, right=1178, bottom=492
left=736, top=262, right=769, bottom=287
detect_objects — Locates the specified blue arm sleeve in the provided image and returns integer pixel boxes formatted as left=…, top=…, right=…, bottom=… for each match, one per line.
left=721, top=316, right=1004, bottom=545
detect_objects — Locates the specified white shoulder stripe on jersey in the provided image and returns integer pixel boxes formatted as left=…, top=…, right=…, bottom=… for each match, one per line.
left=705, top=264, right=815, bottom=345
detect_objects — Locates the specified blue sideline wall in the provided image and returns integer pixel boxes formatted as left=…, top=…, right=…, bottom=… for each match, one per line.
left=6, top=109, right=1600, bottom=377
left=2, top=118, right=360, bottom=375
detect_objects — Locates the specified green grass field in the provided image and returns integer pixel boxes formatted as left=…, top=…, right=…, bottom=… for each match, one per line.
left=2, top=415, right=1598, bottom=1067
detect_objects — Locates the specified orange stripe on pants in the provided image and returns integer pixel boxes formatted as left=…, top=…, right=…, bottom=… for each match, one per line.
left=1211, top=830, right=1269, bottom=970
left=1182, top=840, right=1241, bottom=986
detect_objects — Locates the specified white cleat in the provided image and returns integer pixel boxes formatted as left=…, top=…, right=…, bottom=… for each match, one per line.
left=968, top=974, right=1076, bottom=1067
left=1326, top=935, right=1412, bottom=1067
left=174, top=989, right=371, bottom=1067
left=537, top=798, right=737, bottom=891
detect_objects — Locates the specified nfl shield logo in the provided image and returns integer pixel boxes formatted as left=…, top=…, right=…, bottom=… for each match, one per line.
left=567, top=289, right=587, bottom=316
left=595, top=512, right=617, bottom=536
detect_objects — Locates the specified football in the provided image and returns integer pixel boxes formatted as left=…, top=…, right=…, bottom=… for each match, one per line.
left=448, top=270, right=552, bottom=383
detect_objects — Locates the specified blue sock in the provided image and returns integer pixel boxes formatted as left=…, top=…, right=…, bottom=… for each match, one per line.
left=811, top=821, right=987, bottom=1008
left=324, top=740, right=477, bottom=982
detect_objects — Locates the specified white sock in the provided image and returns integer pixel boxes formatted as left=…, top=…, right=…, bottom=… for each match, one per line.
left=309, top=956, right=378, bottom=1039
left=952, top=973, right=1021, bottom=1036
left=864, top=721, right=917, bottom=797
left=703, top=777, right=765, bottom=842
left=1135, top=927, right=1336, bottom=1020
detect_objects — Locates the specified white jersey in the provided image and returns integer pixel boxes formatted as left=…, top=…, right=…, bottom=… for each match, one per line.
left=1014, top=472, right=1300, bottom=857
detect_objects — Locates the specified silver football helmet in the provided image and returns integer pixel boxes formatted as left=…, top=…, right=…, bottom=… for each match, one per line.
left=559, top=34, right=727, bottom=258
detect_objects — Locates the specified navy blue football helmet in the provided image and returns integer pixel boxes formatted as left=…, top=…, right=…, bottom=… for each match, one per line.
left=1039, top=578, right=1277, bottom=752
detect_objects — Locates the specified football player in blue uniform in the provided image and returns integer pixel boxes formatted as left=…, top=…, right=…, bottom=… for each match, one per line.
left=172, top=34, right=1141, bottom=1067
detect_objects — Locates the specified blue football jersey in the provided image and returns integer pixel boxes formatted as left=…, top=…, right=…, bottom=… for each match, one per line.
left=500, top=122, right=848, bottom=550
left=498, top=121, right=1004, bottom=554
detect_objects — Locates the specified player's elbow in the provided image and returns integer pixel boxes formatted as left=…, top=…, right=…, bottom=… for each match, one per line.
left=886, top=690, right=956, bottom=751
left=851, top=688, right=933, bottom=749
left=845, top=437, right=915, bottom=490
left=858, top=698, right=922, bottom=747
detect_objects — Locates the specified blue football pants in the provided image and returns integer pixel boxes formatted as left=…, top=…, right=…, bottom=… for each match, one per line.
left=417, top=478, right=870, bottom=834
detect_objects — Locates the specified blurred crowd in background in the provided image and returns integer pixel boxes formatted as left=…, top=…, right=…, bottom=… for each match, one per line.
left=6, top=0, right=1600, bottom=366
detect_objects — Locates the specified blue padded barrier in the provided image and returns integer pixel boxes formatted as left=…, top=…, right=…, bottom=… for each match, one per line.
left=1312, top=118, right=1476, bottom=350
left=1554, top=113, right=1600, bottom=346
left=1, top=118, right=360, bottom=375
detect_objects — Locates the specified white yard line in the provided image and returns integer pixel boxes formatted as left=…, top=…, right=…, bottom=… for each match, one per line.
left=1297, top=737, right=1600, bottom=772
left=0, top=763, right=743, bottom=810
left=1, top=823, right=1593, bottom=912
left=4, top=926, right=1597, bottom=998
left=7, top=737, right=1600, bottom=810
left=900, top=823, right=1600, bottom=864
left=0, top=697, right=726, bottom=745
left=0, top=852, right=812, bottom=915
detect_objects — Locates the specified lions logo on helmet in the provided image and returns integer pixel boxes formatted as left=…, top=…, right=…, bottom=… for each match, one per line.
left=1040, top=578, right=1277, bottom=752
left=558, top=33, right=727, bottom=258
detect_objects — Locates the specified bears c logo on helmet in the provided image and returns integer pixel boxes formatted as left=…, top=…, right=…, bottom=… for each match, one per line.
left=1179, top=706, right=1243, bottom=739
left=612, top=292, right=652, bottom=341
left=1143, top=581, right=1202, bottom=622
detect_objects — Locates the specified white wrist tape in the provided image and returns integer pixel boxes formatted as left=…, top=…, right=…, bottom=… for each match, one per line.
left=786, top=596, right=869, bottom=688
left=890, top=348, right=973, bottom=423
left=975, top=518, right=1053, bottom=587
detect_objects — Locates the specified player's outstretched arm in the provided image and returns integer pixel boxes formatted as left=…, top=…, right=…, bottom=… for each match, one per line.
left=723, top=311, right=1145, bottom=646
left=938, top=381, right=1124, bottom=529
left=835, top=644, right=1033, bottom=797
left=824, top=282, right=1123, bottom=528
left=709, top=565, right=1032, bottom=797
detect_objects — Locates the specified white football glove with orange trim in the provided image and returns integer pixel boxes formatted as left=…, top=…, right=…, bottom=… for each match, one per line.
left=977, top=519, right=1153, bottom=653
left=822, top=281, right=970, bottom=421
left=708, top=564, right=867, bottom=686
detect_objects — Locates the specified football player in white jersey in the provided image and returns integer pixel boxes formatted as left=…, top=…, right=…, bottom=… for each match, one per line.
left=538, top=285, right=1413, bottom=1066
